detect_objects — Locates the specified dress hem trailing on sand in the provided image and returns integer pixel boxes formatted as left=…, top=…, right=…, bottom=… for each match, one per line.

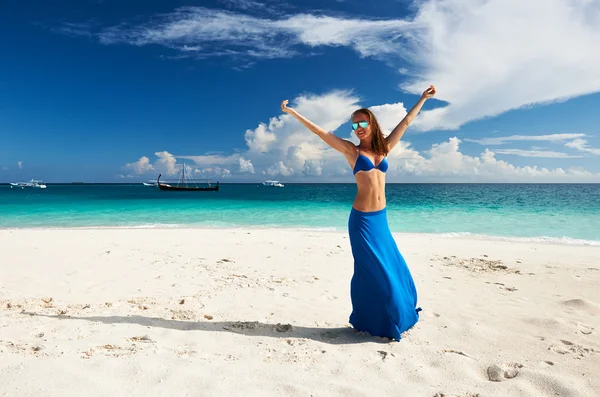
left=348, top=207, right=420, bottom=340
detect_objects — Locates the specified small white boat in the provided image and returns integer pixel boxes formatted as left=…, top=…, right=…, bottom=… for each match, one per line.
left=260, top=180, right=284, bottom=188
left=143, top=181, right=157, bottom=187
left=10, top=179, right=47, bottom=189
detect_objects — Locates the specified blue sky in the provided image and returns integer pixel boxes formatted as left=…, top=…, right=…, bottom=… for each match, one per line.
left=1, top=0, right=599, bottom=183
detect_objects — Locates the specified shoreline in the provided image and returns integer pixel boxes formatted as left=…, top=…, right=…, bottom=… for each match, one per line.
left=1, top=225, right=599, bottom=247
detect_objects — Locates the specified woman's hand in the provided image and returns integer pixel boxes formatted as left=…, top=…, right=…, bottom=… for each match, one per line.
left=421, top=85, right=436, bottom=99
left=281, top=99, right=293, bottom=114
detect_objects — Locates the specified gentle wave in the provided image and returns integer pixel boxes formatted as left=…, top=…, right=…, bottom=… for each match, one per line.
left=2, top=223, right=598, bottom=246
left=435, top=232, right=600, bottom=246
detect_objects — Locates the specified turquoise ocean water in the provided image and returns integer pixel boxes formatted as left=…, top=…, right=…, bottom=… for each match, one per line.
left=1, top=183, right=599, bottom=245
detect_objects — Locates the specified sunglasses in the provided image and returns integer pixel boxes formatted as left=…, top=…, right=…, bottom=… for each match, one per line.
left=352, top=121, right=369, bottom=131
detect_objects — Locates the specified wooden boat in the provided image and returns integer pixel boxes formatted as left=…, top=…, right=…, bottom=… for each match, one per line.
left=156, top=165, right=219, bottom=192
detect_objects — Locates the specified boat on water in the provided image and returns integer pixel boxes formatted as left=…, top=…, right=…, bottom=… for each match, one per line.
left=260, top=180, right=284, bottom=188
left=142, top=181, right=157, bottom=187
left=10, top=179, right=47, bottom=189
left=156, top=164, right=219, bottom=192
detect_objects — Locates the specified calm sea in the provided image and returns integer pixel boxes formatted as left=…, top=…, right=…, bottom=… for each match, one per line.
left=1, top=183, right=599, bottom=245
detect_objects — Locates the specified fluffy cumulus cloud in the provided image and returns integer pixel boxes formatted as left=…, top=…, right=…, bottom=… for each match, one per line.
left=392, top=137, right=593, bottom=182
left=154, top=151, right=179, bottom=174
left=122, top=150, right=234, bottom=179
left=63, top=0, right=600, bottom=130
left=122, top=91, right=600, bottom=182
left=238, top=157, right=255, bottom=173
left=125, top=156, right=154, bottom=174
left=241, top=90, right=361, bottom=177
left=123, top=151, right=176, bottom=177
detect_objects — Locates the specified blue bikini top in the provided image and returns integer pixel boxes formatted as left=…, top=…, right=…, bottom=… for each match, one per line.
left=353, top=147, right=389, bottom=175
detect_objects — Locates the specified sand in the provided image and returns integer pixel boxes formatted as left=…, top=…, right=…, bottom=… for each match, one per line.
left=1, top=228, right=599, bottom=396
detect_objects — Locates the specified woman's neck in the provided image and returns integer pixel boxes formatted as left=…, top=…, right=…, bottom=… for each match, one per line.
left=359, top=137, right=373, bottom=150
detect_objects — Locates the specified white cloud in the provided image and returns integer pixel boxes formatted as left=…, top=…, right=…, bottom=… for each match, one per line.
left=466, top=133, right=600, bottom=157
left=154, top=151, right=179, bottom=174
left=402, top=0, right=600, bottom=130
left=565, top=138, right=600, bottom=155
left=238, top=157, right=255, bottom=173
left=367, top=102, right=408, bottom=135
left=84, top=1, right=600, bottom=130
left=125, top=156, right=154, bottom=174
left=195, top=166, right=232, bottom=178
left=17, top=161, right=23, bottom=170
left=392, top=137, right=598, bottom=182
left=241, top=90, right=360, bottom=177
left=245, top=120, right=279, bottom=153
left=97, top=7, right=297, bottom=59
left=177, top=153, right=241, bottom=167
left=121, top=151, right=180, bottom=178
left=303, top=159, right=323, bottom=176
left=94, top=7, right=412, bottom=61
left=217, top=0, right=274, bottom=12
left=53, top=22, right=94, bottom=37
left=276, top=14, right=411, bottom=58
left=493, top=149, right=582, bottom=158
left=266, top=161, right=293, bottom=176
left=465, top=133, right=587, bottom=145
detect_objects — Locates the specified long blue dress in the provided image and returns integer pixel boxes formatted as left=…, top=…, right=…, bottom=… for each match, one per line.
left=347, top=207, right=420, bottom=340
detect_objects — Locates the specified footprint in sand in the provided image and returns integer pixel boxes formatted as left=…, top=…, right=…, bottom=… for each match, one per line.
left=525, top=318, right=562, bottom=329
left=487, top=363, right=523, bottom=382
left=377, top=350, right=395, bottom=361
left=548, top=339, right=596, bottom=358
left=127, top=335, right=153, bottom=343
left=274, top=323, right=293, bottom=333
left=170, top=309, right=197, bottom=320
left=442, top=349, right=473, bottom=359
left=82, top=344, right=135, bottom=359
left=579, top=324, right=594, bottom=335
left=1, top=341, right=46, bottom=356
left=321, top=328, right=353, bottom=340
left=424, top=312, right=441, bottom=319
left=561, top=299, right=600, bottom=315
left=226, top=321, right=259, bottom=331
left=436, top=256, right=520, bottom=274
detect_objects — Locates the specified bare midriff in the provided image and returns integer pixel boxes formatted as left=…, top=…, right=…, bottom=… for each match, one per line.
left=352, top=171, right=386, bottom=212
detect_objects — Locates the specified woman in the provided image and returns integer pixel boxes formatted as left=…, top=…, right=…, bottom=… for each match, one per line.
left=281, top=85, right=436, bottom=340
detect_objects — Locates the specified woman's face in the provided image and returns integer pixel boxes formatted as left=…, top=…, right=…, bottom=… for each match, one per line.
left=352, top=113, right=371, bottom=141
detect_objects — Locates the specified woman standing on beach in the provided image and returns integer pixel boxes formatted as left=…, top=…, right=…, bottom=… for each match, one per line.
left=281, top=85, right=436, bottom=340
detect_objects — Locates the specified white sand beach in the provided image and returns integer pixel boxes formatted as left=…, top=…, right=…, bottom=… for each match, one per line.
left=1, top=228, right=599, bottom=396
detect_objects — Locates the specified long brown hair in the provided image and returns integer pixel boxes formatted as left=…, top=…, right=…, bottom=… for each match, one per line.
left=351, top=108, right=389, bottom=156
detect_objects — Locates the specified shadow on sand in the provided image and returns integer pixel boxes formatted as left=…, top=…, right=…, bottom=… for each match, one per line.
left=24, top=312, right=392, bottom=345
